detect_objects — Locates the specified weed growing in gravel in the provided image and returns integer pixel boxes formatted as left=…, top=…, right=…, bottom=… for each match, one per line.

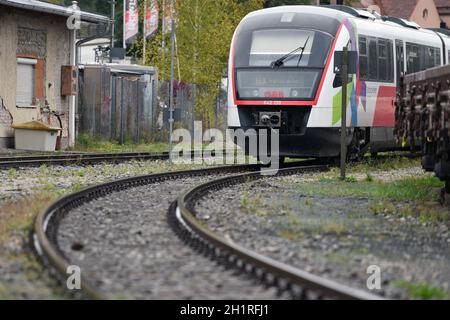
left=369, top=201, right=396, bottom=215
left=7, top=168, right=18, bottom=180
left=240, top=191, right=250, bottom=207
left=323, top=222, right=346, bottom=235
left=345, top=176, right=357, bottom=183
left=288, top=214, right=300, bottom=226
left=296, top=176, right=443, bottom=202
left=393, top=280, right=449, bottom=299
left=365, top=173, right=374, bottom=182
left=417, top=205, right=448, bottom=224
left=399, top=204, right=414, bottom=217
left=74, top=133, right=169, bottom=153
left=74, top=169, right=85, bottom=177
left=278, top=229, right=304, bottom=241
left=349, top=156, right=420, bottom=173
left=0, top=193, right=56, bottom=243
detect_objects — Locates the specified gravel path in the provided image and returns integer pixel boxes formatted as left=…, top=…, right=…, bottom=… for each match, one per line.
left=194, top=170, right=450, bottom=300
left=57, top=174, right=283, bottom=300
left=0, top=160, right=205, bottom=299
left=0, top=160, right=201, bottom=203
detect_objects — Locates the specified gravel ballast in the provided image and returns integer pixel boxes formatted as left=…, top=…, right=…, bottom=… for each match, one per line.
left=56, top=174, right=283, bottom=300
left=194, top=168, right=450, bottom=300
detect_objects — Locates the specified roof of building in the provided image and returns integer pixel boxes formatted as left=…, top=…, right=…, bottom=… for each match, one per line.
left=352, top=0, right=419, bottom=19
left=0, top=0, right=110, bottom=23
left=435, top=0, right=450, bottom=17
left=435, top=0, right=450, bottom=8
left=376, top=0, right=418, bottom=19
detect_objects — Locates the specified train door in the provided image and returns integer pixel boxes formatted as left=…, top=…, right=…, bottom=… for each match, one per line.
left=395, top=40, right=404, bottom=84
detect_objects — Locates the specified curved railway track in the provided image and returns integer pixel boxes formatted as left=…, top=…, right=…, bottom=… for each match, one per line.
left=170, top=167, right=383, bottom=300
left=32, top=163, right=273, bottom=299
left=32, top=159, right=383, bottom=300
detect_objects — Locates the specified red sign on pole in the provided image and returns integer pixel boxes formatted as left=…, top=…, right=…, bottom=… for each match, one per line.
left=125, top=0, right=139, bottom=44
left=145, top=0, right=159, bottom=39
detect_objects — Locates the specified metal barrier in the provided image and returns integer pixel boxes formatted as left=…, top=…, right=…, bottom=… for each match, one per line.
left=78, top=65, right=157, bottom=143
left=78, top=66, right=227, bottom=144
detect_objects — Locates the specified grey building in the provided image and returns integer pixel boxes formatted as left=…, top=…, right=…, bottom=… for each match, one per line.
left=0, top=0, right=109, bottom=148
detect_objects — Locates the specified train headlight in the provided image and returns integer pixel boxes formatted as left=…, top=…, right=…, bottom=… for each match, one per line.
left=253, top=89, right=259, bottom=97
left=291, top=89, right=299, bottom=98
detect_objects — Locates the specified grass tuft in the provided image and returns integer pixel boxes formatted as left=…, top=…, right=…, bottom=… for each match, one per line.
left=394, top=280, right=449, bottom=299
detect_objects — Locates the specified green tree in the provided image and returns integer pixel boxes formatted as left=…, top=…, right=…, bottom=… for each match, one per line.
left=139, top=0, right=263, bottom=127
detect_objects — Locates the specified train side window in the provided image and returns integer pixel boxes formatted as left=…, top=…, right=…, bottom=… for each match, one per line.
left=407, top=42, right=441, bottom=73
left=448, top=50, right=450, bottom=65
left=358, top=36, right=368, bottom=80
left=433, top=48, right=441, bottom=67
left=368, top=38, right=378, bottom=80
left=388, top=40, right=394, bottom=82
left=378, top=39, right=388, bottom=81
left=360, top=36, right=393, bottom=82
left=395, top=40, right=404, bottom=83
left=406, top=43, right=420, bottom=74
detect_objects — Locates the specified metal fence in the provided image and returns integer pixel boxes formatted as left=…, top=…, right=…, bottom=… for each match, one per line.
left=78, top=66, right=227, bottom=144
left=78, top=65, right=157, bottom=143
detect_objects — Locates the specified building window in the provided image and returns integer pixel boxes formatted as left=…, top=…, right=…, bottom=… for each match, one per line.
left=16, top=58, right=37, bottom=107
left=423, top=9, right=428, bottom=20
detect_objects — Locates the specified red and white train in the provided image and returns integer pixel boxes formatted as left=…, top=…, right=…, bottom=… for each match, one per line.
left=227, top=5, right=450, bottom=158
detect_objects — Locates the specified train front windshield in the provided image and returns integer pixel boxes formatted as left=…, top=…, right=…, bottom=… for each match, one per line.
left=234, top=25, right=334, bottom=101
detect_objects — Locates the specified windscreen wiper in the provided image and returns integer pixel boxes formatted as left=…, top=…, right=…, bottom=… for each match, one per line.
left=270, top=36, right=310, bottom=68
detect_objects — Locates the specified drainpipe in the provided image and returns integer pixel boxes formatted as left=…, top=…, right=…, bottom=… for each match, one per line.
left=68, top=1, right=78, bottom=148
left=68, top=2, right=111, bottom=148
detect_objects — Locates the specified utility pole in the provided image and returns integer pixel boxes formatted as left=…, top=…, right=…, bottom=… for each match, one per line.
left=110, top=0, right=115, bottom=63
left=123, top=0, right=126, bottom=49
left=161, top=0, right=166, bottom=63
left=340, top=46, right=348, bottom=180
left=168, top=7, right=176, bottom=165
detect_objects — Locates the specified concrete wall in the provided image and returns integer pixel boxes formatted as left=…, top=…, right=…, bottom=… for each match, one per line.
left=410, top=0, right=441, bottom=28
left=0, top=6, right=70, bottom=148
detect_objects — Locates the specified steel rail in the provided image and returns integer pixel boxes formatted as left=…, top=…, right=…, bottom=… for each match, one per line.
left=0, top=151, right=170, bottom=169
left=0, top=149, right=231, bottom=169
left=173, top=166, right=384, bottom=300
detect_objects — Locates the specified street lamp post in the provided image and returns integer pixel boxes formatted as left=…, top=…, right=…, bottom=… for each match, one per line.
left=110, top=0, right=115, bottom=63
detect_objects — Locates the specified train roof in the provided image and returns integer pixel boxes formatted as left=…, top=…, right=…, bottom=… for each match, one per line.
left=244, top=5, right=352, bottom=22
left=242, top=5, right=450, bottom=41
